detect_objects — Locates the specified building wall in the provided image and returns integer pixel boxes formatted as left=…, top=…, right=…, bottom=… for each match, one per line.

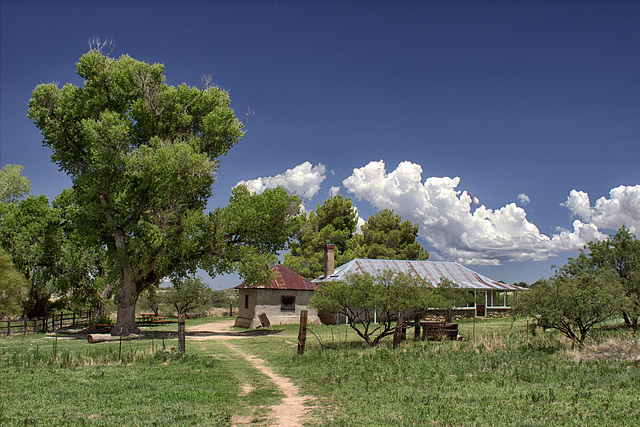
left=235, top=288, right=321, bottom=328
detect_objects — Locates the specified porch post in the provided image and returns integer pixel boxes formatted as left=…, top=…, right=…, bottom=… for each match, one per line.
left=474, top=290, right=477, bottom=317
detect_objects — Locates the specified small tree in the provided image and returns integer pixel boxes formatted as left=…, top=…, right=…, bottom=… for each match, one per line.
left=310, top=271, right=429, bottom=346
left=164, top=276, right=209, bottom=354
left=585, top=225, right=640, bottom=332
left=515, top=269, right=623, bottom=345
left=164, top=277, right=209, bottom=316
left=139, top=287, right=161, bottom=317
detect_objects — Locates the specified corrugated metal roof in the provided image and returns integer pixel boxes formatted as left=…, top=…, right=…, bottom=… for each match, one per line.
left=236, top=264, right=317, bottom=291
left=313, top=259, right=525, bottom=291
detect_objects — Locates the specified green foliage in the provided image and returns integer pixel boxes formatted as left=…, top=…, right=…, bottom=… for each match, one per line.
left=284, top=197, right=428, bottom=279
left=164, top=276, right=209, bottom=315
left=310, top=271, right=431, bottom=346
left=0, top=247, right=29, bottom=317
left=284, top=195, right=359, bottom=279
left=351, top=209, right=429, bottom=261
left=515, top=270, right=623, bottom=345
left=583, top=225, right=640, bottom=331
left=52, top=189, right=111, bottom=314
left=515, top=226, right=640, bottom=342
left=430, top=277, right=477, bottom=310
left=207, top=288, right=239, bottom=308
left=138, top=286, right=162, bottom=316
left=0, top=195, right=63, bottom=317
left=0, top=164, right=31, bottom=204
left=0, top=189, right=107, bottom=317
left=27, top=48, right=300, bottom=332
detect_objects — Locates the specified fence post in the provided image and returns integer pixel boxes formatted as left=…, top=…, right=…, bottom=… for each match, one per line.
left=297, top=310, right=308, bottom=355
left=59, top=312, right=63, bottom=329
left=7, top=319, right=11, bottom=337
left=51, top=315, right=55, bottom=332
left=178, top=314, right=186, bottom=354
left=24, top=318, right=27, bottom=336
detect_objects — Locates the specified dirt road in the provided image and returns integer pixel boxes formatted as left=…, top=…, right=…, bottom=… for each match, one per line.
left=187, top=321, right=311, bottom=426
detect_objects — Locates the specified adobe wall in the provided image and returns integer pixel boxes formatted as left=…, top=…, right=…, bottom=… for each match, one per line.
left=235, top=288, right=321, bottom=328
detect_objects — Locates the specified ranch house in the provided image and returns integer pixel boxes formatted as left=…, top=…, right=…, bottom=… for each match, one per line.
left=234, top=263, right=322, bottom=328
left=313, top=244, right=525, bottom=319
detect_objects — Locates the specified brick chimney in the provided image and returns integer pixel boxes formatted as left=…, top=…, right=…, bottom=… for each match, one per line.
left=323, top=243, right=335, bottom=278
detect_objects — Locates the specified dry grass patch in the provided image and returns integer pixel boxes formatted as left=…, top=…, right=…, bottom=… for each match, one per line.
left=564, top=335, right=640, bottom=363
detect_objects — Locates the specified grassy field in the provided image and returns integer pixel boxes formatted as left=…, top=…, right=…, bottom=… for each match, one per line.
left=1, top=316, right=639, bottom=426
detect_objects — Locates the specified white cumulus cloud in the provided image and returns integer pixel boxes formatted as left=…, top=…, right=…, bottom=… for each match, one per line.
left=343, top=160, right=613, bottom=265
left=563, top=185, right=640, bottom=233
left=235, top=162, right=326, bottom=199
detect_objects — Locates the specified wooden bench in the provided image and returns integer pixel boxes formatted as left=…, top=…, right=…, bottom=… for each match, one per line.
left=137, top=315, right=171, bottom=326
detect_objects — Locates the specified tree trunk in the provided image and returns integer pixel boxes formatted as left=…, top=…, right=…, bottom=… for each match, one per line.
left=393, top=311, right=405, bottom=349
left=622, top=311, right=638, bottom=333
left=113, top=274, right=140, bottom=335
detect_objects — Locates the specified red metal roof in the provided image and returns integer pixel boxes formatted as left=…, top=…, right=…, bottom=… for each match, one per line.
left=236, top=264, right=317, bottom=291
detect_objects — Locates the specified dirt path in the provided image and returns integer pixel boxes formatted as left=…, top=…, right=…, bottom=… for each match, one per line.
left=187, top=322, right=311, bottom=426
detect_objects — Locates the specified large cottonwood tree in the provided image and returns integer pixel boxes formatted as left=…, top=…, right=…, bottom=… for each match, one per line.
left=28, top=48, right=300, bottom=333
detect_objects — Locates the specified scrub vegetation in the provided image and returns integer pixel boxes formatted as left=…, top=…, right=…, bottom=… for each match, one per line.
left=1, top=316, right=638, bottom=426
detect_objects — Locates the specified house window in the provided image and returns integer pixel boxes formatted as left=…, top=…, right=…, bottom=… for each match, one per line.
left=244, top=295, right=249, bottom=309
left=281, top=296, right=295, bottom=312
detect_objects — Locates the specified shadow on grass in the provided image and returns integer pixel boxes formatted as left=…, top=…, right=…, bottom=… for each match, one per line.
left=51, top=326, right=284, bottom=341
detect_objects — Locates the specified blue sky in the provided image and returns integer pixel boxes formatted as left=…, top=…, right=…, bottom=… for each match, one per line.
left=1, top=1, right=639, bottom=287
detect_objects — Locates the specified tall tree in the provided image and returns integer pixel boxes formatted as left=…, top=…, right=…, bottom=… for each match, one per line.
left=0, top=164, right=31, bottom=204
left=28, top=47, right=300, bottom=333
left=351, top=209, right=428, bottom=260
left=284, top=199, right=428, bottom=279
left=284, top=195, right=359, bottom=279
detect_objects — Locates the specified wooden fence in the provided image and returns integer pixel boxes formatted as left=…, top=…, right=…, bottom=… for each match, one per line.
left=0, top=310, right=93, bottom=336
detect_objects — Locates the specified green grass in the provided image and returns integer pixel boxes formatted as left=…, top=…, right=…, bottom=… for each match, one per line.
left=237, top=318, right=640, bottom=426
left=1, top=316, right=639, bottom=426
left=0, top=318, right=280, bottom=426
